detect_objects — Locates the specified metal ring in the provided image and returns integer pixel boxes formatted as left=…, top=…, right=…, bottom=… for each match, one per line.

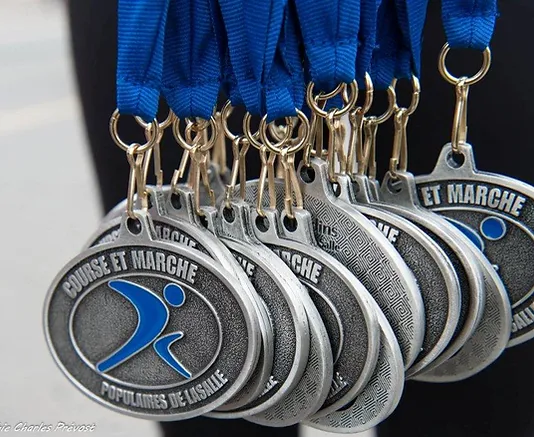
left=172, top=116, right=218, bottom=152
left=134, top=109, right=175, bottom=131
left=109, top=109, right=160, bottom=153
left=343, top=73, right=374, bottom=113
left=307, top=80, right=358, bottom=118
left=221, top=101, right=237, bottom=141
left=438, top=43, right=492, bottom=86
left=243, top=113, right=292, bottom=150
left=374, top=84, right=397, bottom=124
left=391, top=75, right=420, bottom=115
left=259, top=109, right=310, bottom=155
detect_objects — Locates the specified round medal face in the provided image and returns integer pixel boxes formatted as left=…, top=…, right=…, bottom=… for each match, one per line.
left=307, top=304, right=404, bottom=433
left=44, top=237, right=259, bottom=420
left=244, top=159, right=425, bottom=369
left=207, top=202, right=311, bottom=420
left=378, top=172, right=494, bottom=376
left=374, top=200, right=485, bottom=374
left=209, top=239, right=309, bottom=417
left=415, top=244, right=511, bottom=381
left=91, top=196, right=275, bottom=410
left=345, top=176, right=461, bottom=376
left=248, top=288, right=333, bottom=427
left=416, top=143, right=533, bottom=346
left=249, top=209, right=380, bottom=417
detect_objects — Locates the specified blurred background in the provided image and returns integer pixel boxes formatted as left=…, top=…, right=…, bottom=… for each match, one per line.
left=0, top=1, right=370, bottom=435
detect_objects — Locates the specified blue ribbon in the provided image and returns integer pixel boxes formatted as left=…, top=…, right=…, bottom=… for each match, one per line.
left=394, top=0, right=429, bottom=79
left=219, top=0, right=288, bottom=116
left=162, top=0, right=222, bottom=119
left=116, top=0, right=170, bottom=120
left=282, top=2, right=305, bottom=111
left=294, top=0, right=361, bottom=91
left=357, top=0, right=381, bottom=82
left=441, top=0, right=498, bottom=50
left=370, top=0, right=400, bottom=89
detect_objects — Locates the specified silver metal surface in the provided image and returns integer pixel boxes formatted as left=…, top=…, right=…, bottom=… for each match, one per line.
left=306, top=301, right=404, bottom=433
left=44, top=211, right=260, bottom=420
left=89, top=187, right=274, bottom=409
left=244, top=158, right=425, bottom=368
left=416, top=143, right=532, bottom=347
left=380, top=171, right=508, bottom=379
left=249, top=207, right=380, bottom=418
left=206, top=201, right=314, bottom=422
left=415, top=243, right=511, bottom=381
left=345, top=174, right=461, bottom=376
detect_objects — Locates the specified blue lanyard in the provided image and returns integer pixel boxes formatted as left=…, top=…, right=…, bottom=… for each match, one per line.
left=282, top=2, right=305, bottom=112
left=116, top=0, right=170, bottom=120
left=162, top=0, right=222, bottom=119
left=357, top=0, right=381, bottom=82
left=394, top=0, right=429, bottom=79
left=441, top=0, right=497, bottom=49
left=219, top=0, right=288, bottom=116
left=370, top=0, right=400, bottom=89
left=294, top=0, right=361, bottom=91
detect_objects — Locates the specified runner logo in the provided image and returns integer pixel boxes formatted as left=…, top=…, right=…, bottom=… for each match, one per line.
left=96, top=280, right=191, bottom=378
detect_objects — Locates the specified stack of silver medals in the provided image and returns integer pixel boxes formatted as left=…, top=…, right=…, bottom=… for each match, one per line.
left=43, top=5, right=534, bottom=433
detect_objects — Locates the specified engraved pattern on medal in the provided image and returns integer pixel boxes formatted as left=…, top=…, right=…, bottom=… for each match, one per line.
left=423, top=270, right=504, bottom=378
left=416, top=177, right=534, bottom=343
left=309, top=324, right=401, bottom=431
left=305, top=194, right=415, bottom=360
left=243, top=182, right=416, bottom=363
left=256, top=327, right=322, bottom=422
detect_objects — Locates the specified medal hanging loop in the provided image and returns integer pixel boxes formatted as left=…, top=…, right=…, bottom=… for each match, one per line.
left=135, top=110, right=175, bottom=188
left=388, top=76, right=420, bottom=179
left=438, top=44, right=492, bottom=154
left=171, top=116, right=219, bottom=215
left=109, top=110, right=161, bottom=217
left=346, top=73, right=374, bottom=176
left=360, top=85, right=396, bottom=179
left=258, top=111, right=310, bottom=219
left=306, top=82, right=358, bottom=182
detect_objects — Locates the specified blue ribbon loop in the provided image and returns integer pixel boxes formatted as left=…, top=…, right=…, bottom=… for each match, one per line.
left=442, top=0, right=498, bottom=50
left=220, top=0, right=289, bottom=117
left=394, top=0, right=429, bottom=79
left=294, top=0, right=361, bottom=91
left=370, top=0, right=400, bottom=89
left=116, top=0, right=171, bottom=120
left=162, top=0, right=222, bottom=119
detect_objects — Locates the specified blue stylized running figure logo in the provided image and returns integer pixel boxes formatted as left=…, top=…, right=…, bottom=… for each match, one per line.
left=96, top=280, right=191, bottom=379
left=445, top=216, right=507, bottom=271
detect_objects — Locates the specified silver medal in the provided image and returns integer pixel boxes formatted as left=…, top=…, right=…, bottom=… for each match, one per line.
left=245, top=157, right=425, bottom=368
left=205, top=201, right=319, bottom=422
left=416, top=143, right=525, bottom=346
left=343, top=174, right=461, bottom=376
left=90, top=187, right=275, bottom=408
left=381, top=171, right=511, bottom=380
left=307, top=298, right=404, bottom=433
left=249, top=206, right=380, bottom=418
left=44, top=211, right=260, bottom=420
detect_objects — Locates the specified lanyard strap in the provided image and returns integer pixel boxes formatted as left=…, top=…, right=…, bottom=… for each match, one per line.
left=162, top=0, right=222, bottom=119
left=357, top=0, right=381, bottom=81
left=370, top=0, right=400, bottom=89
left=442, top=0, right=497, bottom=49
left=263, top=2, right=306, bottom=119
left=116, top=0, right=170, bottom=120
left=219, top=0, right=287, bottom=116
left=394, top=0, right=429, bottom=79
left=294, top=0, right=361, bottom=90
